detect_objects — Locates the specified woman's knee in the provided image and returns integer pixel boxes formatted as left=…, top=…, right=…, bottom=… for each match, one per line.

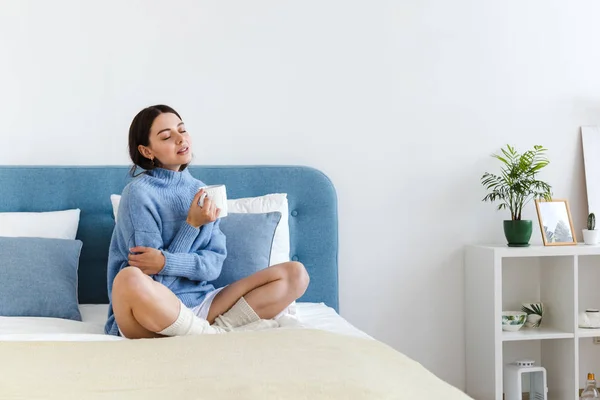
left=284, top=261, right=309, bottom=298
left=113, top=266, right=153, bottom=302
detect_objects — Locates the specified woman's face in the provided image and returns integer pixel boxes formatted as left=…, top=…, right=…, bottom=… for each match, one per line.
left=140, top=112, right=193, bottom=171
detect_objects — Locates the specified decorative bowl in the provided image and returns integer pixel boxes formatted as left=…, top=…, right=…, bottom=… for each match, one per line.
left=502, top=311, right=527, bottom=331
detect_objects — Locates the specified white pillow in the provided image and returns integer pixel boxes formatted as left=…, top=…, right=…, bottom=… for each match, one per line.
left=110, top=193, right=291, bottom=266
left=226, top=193, right=295, bottom=316
left=0, top=209, right=81, bottom=240
left=110, top=194, right=121, bottom=222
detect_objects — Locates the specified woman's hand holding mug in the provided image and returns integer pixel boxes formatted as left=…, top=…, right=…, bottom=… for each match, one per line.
left=187, top=188, right=221, bottom=228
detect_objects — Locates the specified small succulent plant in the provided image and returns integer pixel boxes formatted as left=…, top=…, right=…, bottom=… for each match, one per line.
left=588, top=212, right=596, bottom=231
left=521, top=303, right=543, bottom=316
left=521, top=303, right=544, bottom=328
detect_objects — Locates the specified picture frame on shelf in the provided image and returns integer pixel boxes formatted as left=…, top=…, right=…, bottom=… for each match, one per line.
left=581, top=126, right=600, bottom=216
left=535, top=199, right=577, bottom=246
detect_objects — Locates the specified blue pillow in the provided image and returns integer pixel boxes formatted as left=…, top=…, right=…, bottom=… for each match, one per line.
left=0, top=236, right=83, bottom=321
left=211, top=211, right=281, bottom=288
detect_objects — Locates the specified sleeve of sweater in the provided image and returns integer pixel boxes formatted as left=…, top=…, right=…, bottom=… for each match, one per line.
left=158, top=219, right=227, bottom=282
left=166, top=221, right=200, bottom=253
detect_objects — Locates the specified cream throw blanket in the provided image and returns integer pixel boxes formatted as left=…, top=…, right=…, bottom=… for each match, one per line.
left=0, top=329, right=472, bottom=400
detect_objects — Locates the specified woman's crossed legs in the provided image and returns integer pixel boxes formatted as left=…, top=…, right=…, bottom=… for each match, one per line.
left=112, top=261, right=309, bottom=339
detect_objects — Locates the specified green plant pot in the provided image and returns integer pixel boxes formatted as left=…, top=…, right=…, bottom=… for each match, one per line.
left=503, top=220, right=533, bottom=247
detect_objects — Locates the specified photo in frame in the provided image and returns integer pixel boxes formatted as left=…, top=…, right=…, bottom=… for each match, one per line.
left=535, top=199, right=577, bottom=246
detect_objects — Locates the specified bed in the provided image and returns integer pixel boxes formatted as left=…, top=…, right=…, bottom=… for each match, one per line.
left=0, top=165, right=471, bottom=399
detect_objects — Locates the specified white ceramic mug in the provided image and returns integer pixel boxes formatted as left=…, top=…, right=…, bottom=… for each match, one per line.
left=198, top=184, right=228, bottom=218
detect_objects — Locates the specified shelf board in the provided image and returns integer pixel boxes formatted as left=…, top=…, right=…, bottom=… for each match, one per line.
left=577, top=328, right=600, bottom=338
left=468, top=243, right=600, bottom=258
left=502, top=327, right=574, bottom=341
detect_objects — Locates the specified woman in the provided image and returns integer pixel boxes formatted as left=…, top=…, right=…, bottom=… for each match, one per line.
left=104, top=104, right=309, bottom=339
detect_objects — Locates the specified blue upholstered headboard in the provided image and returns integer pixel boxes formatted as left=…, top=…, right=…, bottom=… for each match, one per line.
left=0, top=165, right=339, bottom=311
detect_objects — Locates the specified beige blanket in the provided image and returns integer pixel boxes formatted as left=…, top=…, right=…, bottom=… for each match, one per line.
left=0, top=329, right=471, bottom=400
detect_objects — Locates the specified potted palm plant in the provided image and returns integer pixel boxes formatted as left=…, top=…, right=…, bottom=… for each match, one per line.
left=480, top=144, right=552, bottom=247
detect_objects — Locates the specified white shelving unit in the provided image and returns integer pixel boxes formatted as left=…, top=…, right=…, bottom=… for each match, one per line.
left=465, top=244, right=600, bottom=400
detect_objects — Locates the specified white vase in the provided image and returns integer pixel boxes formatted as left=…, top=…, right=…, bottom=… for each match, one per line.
left=521, top=302, right=544, bottom=328
left=525, top=314, right=542, bottom=328
left=579, top=309, right=600, bottom=328
left=583, top=229, right=600, bottom=245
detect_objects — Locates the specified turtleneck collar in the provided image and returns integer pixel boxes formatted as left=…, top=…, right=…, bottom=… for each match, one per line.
left=146, top=167, right=193, bottom=185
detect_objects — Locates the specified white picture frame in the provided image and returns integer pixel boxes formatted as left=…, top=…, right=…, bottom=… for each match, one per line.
left=581, top=125, right=600, bottom=216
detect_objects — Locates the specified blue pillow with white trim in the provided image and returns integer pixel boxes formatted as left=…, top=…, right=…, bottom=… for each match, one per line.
left=210, top=211, right=282, bottom=289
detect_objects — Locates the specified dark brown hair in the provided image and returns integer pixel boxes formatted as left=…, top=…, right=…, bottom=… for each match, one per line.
left=128, top=104, right=187, bottom=177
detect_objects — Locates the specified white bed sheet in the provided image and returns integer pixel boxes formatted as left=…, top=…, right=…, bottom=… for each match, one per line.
left=0, top=302, right=372, bottom=341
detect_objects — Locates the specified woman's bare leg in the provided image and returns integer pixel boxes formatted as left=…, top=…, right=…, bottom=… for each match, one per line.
left=111, top=266, right=182, bottom=339
left=207, top=261, right=309, bottom=323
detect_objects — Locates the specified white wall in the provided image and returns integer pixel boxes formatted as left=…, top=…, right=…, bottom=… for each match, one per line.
left=3, top=0, right=600, bottom=390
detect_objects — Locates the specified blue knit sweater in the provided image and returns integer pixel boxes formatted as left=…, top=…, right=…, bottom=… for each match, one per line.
left=104, top=167, right=227, bottom=336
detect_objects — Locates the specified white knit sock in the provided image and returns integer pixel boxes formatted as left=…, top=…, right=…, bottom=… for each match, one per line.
left=159, top=301, right=227, bottom=336
left=228, top=319, right=279, bottom=331
left=213, top=297, right=260, bottom=330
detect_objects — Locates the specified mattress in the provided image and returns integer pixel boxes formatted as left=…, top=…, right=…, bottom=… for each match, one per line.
left=0, top=302, right=372, bottom=341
